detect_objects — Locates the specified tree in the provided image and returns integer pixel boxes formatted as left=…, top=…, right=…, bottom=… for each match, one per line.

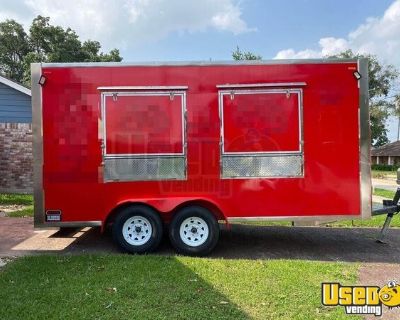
left=81, top=40, right=122, bottom=62
left=0, top=16, right=122, bottom=86
left=232, top=46, right=262, bottom=60
left=329, top=50, right=399, bottom=147
left=0, top=20, right=30, bottom=81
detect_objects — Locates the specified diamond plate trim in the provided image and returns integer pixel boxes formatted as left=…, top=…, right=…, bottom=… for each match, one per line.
left=222, top=155, right=303, bottom=178
left=104, top=156, right=186, bottom=182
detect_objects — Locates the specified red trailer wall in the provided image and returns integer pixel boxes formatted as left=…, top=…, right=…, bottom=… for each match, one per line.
left=40, top=62, right=361, bottom=223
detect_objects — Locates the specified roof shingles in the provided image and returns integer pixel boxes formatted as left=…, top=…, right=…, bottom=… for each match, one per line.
left=371, top=141, right=400, bottom=157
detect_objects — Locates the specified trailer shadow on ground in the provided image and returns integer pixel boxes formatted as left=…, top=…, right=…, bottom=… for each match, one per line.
left=53, top=223, right=400, bottom=262
left=213, top=224, right=400, bottom=262
left=3, top=217, right=400, bottom=263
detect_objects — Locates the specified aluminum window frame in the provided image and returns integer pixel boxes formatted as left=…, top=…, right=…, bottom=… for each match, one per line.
left=218, top=87, right=304, bottom=179
left=219, top=88, right=304, bottom=156
left=101, top=90, right=187, bottom=157
left=99, top=88, right=188, bottom=182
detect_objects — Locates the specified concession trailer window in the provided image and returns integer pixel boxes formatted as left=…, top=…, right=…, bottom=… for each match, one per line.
left=99, top=87, right=187, bottom=182
left=218, top=84, right=304, bottom=178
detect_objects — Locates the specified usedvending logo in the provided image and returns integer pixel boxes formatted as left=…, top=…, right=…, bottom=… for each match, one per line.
left=322, top=281, right=400, bottom=316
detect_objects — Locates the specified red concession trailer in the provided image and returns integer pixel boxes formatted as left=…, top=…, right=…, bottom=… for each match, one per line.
left=31, top=59, right=371, bottom=255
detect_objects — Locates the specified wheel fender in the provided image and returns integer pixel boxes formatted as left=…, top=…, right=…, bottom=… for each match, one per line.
left=104, top=197, right=227, bottom=226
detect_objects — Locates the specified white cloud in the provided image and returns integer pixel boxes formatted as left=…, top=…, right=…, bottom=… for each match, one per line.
left=319, top=37, right=349, bottom=56
left=23, top=0, right=124, bottom=49
left=1, top=0, right=253, bottom=51
left=274, top=48, right=320, bottom=59
left=211, top=2, right=256, bottom=35
left=0, top=1, right=33, bottom=26
left=274, top=37, right=350, bottom=60
left=121, top=0, right=254, bottom=40
left=274, top=0, right=400, bottom=67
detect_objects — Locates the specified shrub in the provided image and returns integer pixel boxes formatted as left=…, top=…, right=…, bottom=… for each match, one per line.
left=371, top=164, right=400, bottom=171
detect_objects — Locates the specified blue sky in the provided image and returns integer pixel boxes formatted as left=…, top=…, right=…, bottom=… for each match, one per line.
left=128, top=0, right=395, bottom=61
left=2, top=0, right=398, bottom=62
left=2, top=0, right=399, bottom=139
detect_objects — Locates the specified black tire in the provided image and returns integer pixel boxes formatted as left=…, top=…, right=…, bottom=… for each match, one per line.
left=112, top=205, right=163, bottom=254
left=169, top=206, right=219, bottom=256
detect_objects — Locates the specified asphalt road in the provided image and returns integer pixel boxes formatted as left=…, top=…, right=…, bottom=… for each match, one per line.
left=373, top=178, right=399, bottom=192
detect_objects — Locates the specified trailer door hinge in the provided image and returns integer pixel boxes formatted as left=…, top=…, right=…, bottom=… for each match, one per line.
left=112, top=93, right=118, bottom=101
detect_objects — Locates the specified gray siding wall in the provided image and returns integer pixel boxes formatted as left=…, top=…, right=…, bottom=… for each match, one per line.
left=0, top=83, right=31, bottom=123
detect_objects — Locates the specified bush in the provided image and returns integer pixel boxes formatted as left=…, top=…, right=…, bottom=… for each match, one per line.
left=371, top=164, right=400, bottom=171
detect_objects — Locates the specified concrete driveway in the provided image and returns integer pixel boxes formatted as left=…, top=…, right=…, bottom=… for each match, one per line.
left=2, top=217, right=400, bottom=263
left=373, top=178, right=399, bottom=192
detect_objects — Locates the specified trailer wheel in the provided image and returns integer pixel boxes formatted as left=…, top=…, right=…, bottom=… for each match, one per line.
left=112, top=205, right=163, bottom=254
left=169, top=206, right=219, bottom=256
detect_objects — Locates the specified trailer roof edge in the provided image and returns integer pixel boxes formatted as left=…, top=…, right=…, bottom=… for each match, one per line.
left=37, top=58, right=358, bottom=68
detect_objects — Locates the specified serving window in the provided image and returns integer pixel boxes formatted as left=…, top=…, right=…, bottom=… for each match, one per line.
left=219, top=87, right=304, bottom=178
left=100, top=88, right=187, bottom=182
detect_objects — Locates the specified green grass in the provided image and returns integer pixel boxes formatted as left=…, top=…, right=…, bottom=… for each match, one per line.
left=0, top=255, right=359, bottom=320
left=6, top=205, right=34, bottom=217
left=327, top=214, right=400, bottom=228
left=0, top=193, right=33, bottom=206
left=0, top=193, right=34, bottom=217
left=373, top=188, right=395, bottom=199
